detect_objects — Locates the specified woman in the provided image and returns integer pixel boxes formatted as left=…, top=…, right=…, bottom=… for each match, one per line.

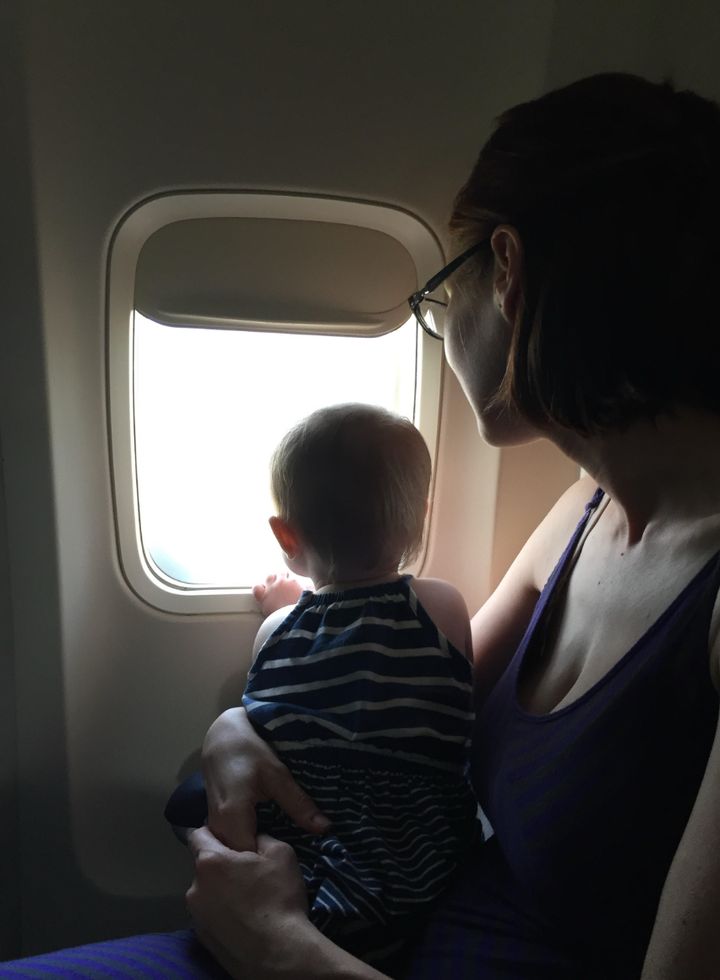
left=186, top=73, right=720, bottom=979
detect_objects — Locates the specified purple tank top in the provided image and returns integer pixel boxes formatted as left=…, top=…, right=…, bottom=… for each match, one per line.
left=407, top=489, right=720, bottom=980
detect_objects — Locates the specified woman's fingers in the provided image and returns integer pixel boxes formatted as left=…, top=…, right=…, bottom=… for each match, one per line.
left=264, top=763, right=332, bottom=836
left=187, top=824, right=226, bottom=859
left=186, top=826, right=309, bottom=976
left=205, top=797, right=258, bottom=853
left=207, top=760, right=329, bottom=851
left=188, top=826, right=296, bottom=869
left=255, top=832, right=305, bottom=869
left=188, top=830, right=387, bottom=978
left=202, top=707, right=330, bottom=852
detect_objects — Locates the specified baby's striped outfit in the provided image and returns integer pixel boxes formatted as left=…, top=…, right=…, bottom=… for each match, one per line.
left=242, top=576, right=477, bottom=970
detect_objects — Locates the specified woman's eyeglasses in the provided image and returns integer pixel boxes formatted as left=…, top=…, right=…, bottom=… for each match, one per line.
left=407, top=238, right=489, bottom=340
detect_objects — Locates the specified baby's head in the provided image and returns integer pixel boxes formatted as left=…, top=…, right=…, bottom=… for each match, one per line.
left=270, top=404, right=431, bottom=583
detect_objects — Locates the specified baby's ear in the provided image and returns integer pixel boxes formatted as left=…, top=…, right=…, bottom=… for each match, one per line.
left=268, top=515, right=301, bottom=560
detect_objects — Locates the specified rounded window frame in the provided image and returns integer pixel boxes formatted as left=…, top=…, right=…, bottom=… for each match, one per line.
left=107, top=191, right=445, bottom=614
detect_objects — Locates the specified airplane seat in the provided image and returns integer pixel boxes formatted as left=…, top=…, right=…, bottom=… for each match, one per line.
left=0, top=930, right=228, bottom=978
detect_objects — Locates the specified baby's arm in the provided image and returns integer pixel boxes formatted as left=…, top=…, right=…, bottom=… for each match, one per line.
left=253, top=605, right=296, bottom=657
left=251, top=572, right=305, bottom=656
left=409, top=578, right=473, bottom=660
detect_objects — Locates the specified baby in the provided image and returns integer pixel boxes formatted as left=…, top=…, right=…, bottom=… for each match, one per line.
left=167, top=404, right=477, bottom=973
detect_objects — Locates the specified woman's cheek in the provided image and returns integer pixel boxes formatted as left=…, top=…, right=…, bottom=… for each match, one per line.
left=445, top=302, right=504, bottom=413
left=445, top=303, right=482, bottom=392
left=445, top=303, right=540, bottom=447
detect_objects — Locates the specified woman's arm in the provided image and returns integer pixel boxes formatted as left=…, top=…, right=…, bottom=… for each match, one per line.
left=470, top=475, right=594, bottom=699
left=187, top=827, right=389, bottom=980
left=201, top=707, right=330, bottom=851
left=640, top=677, right=720, bottom=978
left=202, top=578, right=322, bottom=850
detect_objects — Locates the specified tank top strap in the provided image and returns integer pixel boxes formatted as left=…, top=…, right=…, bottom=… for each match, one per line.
left=558, top=485, right=605, bottom=565
left=519, top=487, right=605, bottom=643
left=686, top=547, right=720, bottom=636
left=704, top=548, right=720, bottom=593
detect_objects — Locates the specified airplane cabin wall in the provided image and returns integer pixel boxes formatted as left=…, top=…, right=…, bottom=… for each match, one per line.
left=1, top=0, right=58, bottom=958
left=0, top=451, right=19, bottom=959
left=1, top=0, right=718, bottom=958
left=8, top=0, right=558, bottom=954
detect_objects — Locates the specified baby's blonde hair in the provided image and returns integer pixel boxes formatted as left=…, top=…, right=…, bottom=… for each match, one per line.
left=271, top=404, right=431, bottom=579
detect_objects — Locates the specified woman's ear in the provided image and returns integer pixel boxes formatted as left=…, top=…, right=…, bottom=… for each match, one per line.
left=268, top=516, right=301, bottom=560
left=490, top=224, right=524, bottom=324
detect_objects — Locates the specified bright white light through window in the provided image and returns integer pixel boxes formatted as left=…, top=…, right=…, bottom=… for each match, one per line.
left=133, top=314, right=418, bottom=587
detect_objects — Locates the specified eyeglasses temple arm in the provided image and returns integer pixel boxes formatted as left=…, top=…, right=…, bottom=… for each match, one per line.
left=422, top=238, right=488, bottom=295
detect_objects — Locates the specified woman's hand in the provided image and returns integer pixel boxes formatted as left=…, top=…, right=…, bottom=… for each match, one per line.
left=202, top=707, right=330, bottom=852
left=187, top=828, right=308, bottom=978
left=187, top=828, right=389, bottom=980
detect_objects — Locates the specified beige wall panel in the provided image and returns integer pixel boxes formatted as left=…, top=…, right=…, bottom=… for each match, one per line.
left=423, top=365, right=500, bottom=616
left=490, top=441, right=580, bottom=592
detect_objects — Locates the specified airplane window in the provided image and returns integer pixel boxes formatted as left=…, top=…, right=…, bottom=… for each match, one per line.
left=133, top=312, right=418, bottom=588
left=109, top=193, right=443, bottom=612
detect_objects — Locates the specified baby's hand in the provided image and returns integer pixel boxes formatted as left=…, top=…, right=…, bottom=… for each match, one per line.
left=252, top=573, right=303, bottom=617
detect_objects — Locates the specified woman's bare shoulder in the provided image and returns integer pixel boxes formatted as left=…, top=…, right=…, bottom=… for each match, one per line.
left=517, top=474, right=599, bottom=592
left=470, top=475, right=597, bottom=684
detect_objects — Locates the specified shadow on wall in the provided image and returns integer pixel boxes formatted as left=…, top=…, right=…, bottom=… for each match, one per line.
left=491, top=439, right=580, bottom=591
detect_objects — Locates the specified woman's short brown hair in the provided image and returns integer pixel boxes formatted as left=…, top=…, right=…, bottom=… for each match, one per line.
left=450, top=73, right=720, bottom=434
left=271, top=404, right=431, bottom=578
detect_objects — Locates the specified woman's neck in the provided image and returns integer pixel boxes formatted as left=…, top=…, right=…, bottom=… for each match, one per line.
left=554, top=407, right=720, bottom=545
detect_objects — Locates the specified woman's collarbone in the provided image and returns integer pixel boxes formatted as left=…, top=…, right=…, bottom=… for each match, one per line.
left=520, top=542, right=718, bottom=714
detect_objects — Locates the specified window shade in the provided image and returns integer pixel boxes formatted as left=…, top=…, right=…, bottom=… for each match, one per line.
left=134, top=217, right=418, bottom=335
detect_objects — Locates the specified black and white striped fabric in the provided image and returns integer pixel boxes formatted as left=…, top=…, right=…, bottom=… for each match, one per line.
left=242, top=576, right=477, bottom=967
